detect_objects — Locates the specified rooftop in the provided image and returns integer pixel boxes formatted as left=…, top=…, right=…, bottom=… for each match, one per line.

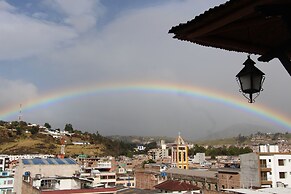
left=22, top=158, right=77, bottom=165
left=154, top=180, right=200, bottom=191
left=166, top=168, right=217, bottom=179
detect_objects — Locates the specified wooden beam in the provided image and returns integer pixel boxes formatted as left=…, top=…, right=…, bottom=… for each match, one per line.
left=277, top=53, right=291, bottom=76
left=259, top=51, right=291, bottom=76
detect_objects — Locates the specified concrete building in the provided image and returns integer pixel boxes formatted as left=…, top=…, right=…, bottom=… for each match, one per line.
left=165, top=168, right=218, bottom=192
left=78, top=159, right=117, bottom=188
left=135, top=163, right=167, bottom=190
left=14, top=158, right=80, bottom=194
left=3, top=154, right=55, bottom=162
left=148, top=139, right=170, bottom=162
left=0, top=171, right=14, bottom=194
left=191, top=153, right=206, bottom=164
left=217, top=168, right=240, bottom=190
left=240, top=145, right=291, bottom=188
left=148, top=148, right=169, bottom=161
left=0, top=156, right=9, bottom=172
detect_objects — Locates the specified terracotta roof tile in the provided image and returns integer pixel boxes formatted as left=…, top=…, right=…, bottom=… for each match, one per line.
left=154, top=180, right=200, bottom=191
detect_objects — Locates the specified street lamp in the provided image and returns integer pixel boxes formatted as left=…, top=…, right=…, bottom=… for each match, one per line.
left=236, top=55, right=265, bottom=103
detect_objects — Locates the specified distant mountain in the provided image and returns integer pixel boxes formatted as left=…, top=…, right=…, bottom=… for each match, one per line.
left=107, top=135, right=175, bottom=144
left=200, top=123, right=285, bottom=140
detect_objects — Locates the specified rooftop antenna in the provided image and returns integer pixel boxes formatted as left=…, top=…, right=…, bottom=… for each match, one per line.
left=18, top=104, right=22, bottom=122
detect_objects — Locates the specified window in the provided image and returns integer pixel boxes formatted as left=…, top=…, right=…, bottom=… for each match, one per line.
left=41, top=179, right=57, bottom=189
left=0, top=159, right=3, bottom=164
left=108, top=175, right=115, bottom=179
left=261, top=172, right=267, bottom=181
left=260, top=159, right=267, bottom=168
left=269, top=159, right=271, bottom=162
left=279, top=172, right=286, bottom=179
left=278, top=159, right=285, bottom=166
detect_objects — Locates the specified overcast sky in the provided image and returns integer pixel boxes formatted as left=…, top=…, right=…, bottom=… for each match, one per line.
left=0, top=0, right=291, bottom=140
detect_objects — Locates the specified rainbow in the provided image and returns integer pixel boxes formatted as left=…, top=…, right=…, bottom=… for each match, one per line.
left=1, top=81, right=291, bottom=130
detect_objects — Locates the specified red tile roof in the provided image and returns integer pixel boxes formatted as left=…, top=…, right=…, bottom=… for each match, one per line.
left=154, top=180, right=200, bottom=191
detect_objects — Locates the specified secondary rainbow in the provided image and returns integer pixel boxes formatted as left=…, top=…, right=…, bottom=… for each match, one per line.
left=1, top=82, right=290, bottom=130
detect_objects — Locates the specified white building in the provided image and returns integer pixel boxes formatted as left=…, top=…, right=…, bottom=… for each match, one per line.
left=14, top=158, right=80, bottom=194
left=0, top=156, right=9, bottom=172
left=0, top=171, right=14, bottom=194
left=240, top=145, right=291, bottom=188
left=148, top=148, right=169, bottom=161
left=5, top=154, right=54, bottom=162
left=191, top=153, right=206, bottom=164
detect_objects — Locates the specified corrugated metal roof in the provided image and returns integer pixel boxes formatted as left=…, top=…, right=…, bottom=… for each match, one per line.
left=22, top=158, right=77, bottom=165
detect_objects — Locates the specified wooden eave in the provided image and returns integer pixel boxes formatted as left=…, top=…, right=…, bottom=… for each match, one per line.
left=169, top=0, right=291, bottom=75
left=169, top=0, right=291, bottom=56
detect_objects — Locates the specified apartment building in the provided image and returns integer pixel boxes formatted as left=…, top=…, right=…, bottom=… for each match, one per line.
left=240, top=145, right=291, bottom=188
left=0, top=171, right=14, bottom=194
left=0, top=156, right=9, bottom=172
left=14, top=158, right=80, bottom=194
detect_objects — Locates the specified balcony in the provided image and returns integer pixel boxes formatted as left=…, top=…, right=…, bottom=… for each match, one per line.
left=260, top=164, right=271, bottom=172
left=261, top=179, right=272, bottom=185
left=260, top=167, right=272, bottom=172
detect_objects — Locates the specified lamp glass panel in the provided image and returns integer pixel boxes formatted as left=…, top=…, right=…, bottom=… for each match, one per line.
left=239, top=75, right=251, bottom=92
left=252, top=75, right=263, bottom=92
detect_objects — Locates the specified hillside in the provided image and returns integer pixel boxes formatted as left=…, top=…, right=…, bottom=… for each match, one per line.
left=199, top=123, right=286, bottom=141
left=0, top=121, right=135, bottom=157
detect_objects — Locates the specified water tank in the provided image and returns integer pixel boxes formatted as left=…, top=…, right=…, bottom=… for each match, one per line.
left=24, top=171, right=30, bottom=176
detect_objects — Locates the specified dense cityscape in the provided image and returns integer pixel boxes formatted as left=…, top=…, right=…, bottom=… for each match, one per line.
left=1, top=121, right=291, bottom=194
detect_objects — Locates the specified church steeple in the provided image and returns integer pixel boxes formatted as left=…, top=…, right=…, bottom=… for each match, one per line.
left=171, top=133, right=189, bottom=169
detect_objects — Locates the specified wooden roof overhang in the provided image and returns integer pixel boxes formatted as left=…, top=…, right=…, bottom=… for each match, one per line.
left=169, top=0, right=291, bottom=76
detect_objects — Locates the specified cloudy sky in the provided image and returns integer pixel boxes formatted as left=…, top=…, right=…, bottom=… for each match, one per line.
left=0, top=0, right=291, bottom=140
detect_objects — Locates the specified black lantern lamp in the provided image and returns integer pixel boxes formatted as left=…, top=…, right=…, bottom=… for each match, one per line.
left=236, top=55, right=265, bottom=103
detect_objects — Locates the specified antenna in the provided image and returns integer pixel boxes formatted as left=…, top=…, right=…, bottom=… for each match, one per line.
left=18, top=104, right=22, bottom=122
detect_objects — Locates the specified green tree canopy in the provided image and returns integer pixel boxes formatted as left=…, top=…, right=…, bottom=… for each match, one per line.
left=64, top=123, right=74, bottom=133
left=44, top=123, right=51, bottom=129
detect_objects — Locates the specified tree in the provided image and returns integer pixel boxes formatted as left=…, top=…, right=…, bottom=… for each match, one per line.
left=44, top=123, right=51, bottom=129
left=236, top=134, right=247, bottom=144
left=30, top=126, right=39, bottom=135
left=16, top=127, right=22, bottom=136
left=189, top=144, right=206, bottom=156
left=64, top=123, right=74, bottom=133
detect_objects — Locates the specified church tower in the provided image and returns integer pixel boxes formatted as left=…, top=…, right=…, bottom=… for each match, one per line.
left=171, top=133, right=188, bottom=169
